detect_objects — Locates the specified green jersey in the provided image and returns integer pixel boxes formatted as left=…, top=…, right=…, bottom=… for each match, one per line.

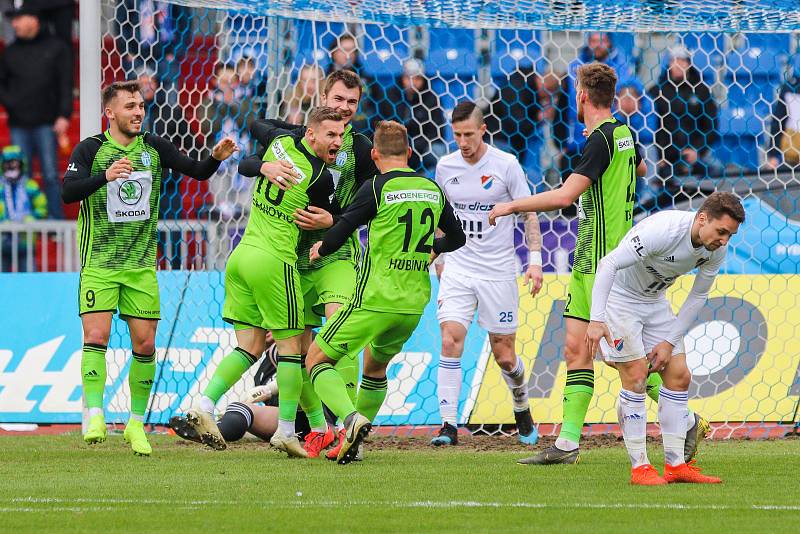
left=63, top=131, right=220, bottom=270
left=316, top=168, right=465, bottom=314
left=250, top=120, right=378, bottom=270
left=571, top=118, right=641, bottom=274
left=238, top=133, right=334, bottom=265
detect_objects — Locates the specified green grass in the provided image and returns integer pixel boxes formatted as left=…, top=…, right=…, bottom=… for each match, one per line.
left=1, top=434, right=798, bottom=533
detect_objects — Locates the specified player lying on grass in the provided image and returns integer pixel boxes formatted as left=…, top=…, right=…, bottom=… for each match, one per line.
left=306, top=120, right=467, bottom=464
left=186, top=107, right=343, bottom=458
left=586, top=192, right=744, bottom=485
left=247, top=69, right=379, bottom=459
left=171, top=341, right=340, bottom=454
left=62, top=80, right=238, bottom=456
left=431, top=101, right=543, bottom=448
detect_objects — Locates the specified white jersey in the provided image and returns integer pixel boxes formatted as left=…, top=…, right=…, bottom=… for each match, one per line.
left=435, top=145, right=531, bottom=281
left=610, top=210, right=726, bottom=302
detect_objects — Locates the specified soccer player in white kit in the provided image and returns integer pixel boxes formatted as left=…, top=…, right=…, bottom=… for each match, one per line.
left=586, top=192, right=745, bottom=485
left=431, top=101, right=544, bottom=446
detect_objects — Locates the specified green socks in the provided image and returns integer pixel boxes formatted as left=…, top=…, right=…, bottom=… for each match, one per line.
left=81, top=343, right=107, bottom=410
left=336, top=356, right=360, bottom=404
left=300, top=363, right=326, bottom=431
left=355, top=375, right=387, bottom=421
left=277, top=354, right=303, bottom=421
left=129, top=351, right=156, bottom=419
left=203, top=347, right=258, bottom=403
left=310, top=362, right=356, bottom=421
left=559, top=368, right=594, bottom=444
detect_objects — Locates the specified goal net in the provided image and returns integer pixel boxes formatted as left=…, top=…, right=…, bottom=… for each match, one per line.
left=91, top=0, right=799, bottom=436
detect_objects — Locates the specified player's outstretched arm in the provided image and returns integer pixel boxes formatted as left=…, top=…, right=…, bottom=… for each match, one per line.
left=432, top=201, right=466, bottom=257
left=250, top=118, right=302, bottom=147
left=311, top=179, right=377, bottom=262
left=147, top=134, right=237, bottom=181
left=62, top=138, right=131, bottom=203
left=488, top=173, right=592, bottom=225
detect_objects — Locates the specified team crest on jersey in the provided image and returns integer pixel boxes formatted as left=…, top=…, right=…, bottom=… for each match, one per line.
left=480, top=175, right=494, bottom=190
left=614, top=338, right=624, bottom=351
left=336, top=151, right=347, bottom=166
left=118, top=179, right=143, bottom=205
left=141, top=151, right=151, bottom=167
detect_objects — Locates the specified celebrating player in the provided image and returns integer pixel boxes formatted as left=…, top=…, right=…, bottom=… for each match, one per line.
left=187, top=107, right=343, bottom=458
left=62, top=80, right=238, bottom=456
left=586, top=192, right=744, bottom=484
left=248, top=70, right=379, bottom=459
left=431, top=101, right=543, bottom=447
left=489, top=62, right=648, bottom=464
left=306, top=121, right=466, bottom=464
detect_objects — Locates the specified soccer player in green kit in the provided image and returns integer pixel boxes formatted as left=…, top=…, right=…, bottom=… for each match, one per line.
left=305, top=120, right=467, bottom=464
left=197, top=70, right=377, bottom=459
left=187, top=107, right=344, bottom=458
left=489, top=63, right=647, bottom=464
left=62, top=81, right=238, bottom=456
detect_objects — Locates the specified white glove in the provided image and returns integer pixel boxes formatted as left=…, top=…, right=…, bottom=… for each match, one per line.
left=242, top=378, right=279, bottom=404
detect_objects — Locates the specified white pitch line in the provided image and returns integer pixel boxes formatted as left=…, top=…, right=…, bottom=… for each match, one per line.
left=4, top=497, right=799, bottom=512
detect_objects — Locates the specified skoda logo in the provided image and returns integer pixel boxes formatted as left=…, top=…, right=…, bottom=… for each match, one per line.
left=119, top=180, right=143, bottom=205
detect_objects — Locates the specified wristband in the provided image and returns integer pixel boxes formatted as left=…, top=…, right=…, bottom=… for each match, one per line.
left=529, top=251, right=543, bottom=267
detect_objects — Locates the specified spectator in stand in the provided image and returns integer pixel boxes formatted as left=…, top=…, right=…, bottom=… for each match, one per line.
left=767, top=59, right=800, bottom=171
left=648, top=46, right=720, bottom=198
left=0, top=5, right=72, bottom=219
left=280, top=64, right=324, bottom=125
left=327, top=33, right=380, bottom=132
left=554, top=32, right=634, bottom=183
left=379, top=58, right=446, bottom=174
left=614, top=79, right=659, bottom=210
left=484, top=65, right=545, bottom=189
left=0, top=145, right=47, bottom=272
left=115, top=0, right=189, bottom=78
left=198, top=64, right=252, bottom=221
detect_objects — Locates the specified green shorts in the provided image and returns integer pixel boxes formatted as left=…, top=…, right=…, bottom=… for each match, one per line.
left=299, top=260, right=357, bottom=327
left=79, top=267, right=160, bottom=319
left=222, top=244, right=304, bottom=340
left=563, top=270, right=594, bottom=322
left=316, top=302, right=422, bottom=363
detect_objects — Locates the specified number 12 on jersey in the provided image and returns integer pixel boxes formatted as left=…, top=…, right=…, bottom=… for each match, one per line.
left=397, top=207, right=435, bottom=253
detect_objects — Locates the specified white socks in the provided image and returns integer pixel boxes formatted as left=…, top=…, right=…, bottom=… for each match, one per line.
left=277, top=419, right=295, bottom=437
left=198, top=395, right=215, bottom=415
left=659, top=387, right=689, bottom=467
left=501, top=356, right=529, bottom=412
left=88, top=407, right=103, bottom=418
left=437, top=356, right=462, bottom=425
left=618, top=389, right=649, bottom=468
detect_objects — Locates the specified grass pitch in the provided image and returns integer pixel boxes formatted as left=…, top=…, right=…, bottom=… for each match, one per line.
left=1, top=433, right=798, bottom=533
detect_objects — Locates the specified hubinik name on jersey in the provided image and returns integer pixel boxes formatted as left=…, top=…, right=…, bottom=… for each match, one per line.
left=388, top=258, right=429, bottom=271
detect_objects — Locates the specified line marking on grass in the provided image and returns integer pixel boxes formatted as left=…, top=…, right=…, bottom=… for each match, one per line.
left=5, top=497, right=800, bottom=512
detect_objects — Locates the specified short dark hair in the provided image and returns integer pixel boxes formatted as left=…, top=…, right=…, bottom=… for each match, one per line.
left=698, top=192, right=746, bottom=223
left=577, top=62, right=617, bottom=109
left=373, top=121, right=409, bottom=157
left=102, top=81, right=141, bottom=108
left=323, top=69, right=363, bottom=98
left=307, top=106, right=343, bottom=128
left=330, top=33, right=356, bottom=51
left=451, top=101, right=484, bottom=126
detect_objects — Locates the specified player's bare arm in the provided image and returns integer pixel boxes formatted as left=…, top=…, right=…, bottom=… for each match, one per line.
left=211, top=137, right=239, bottom=161
left=523, top=212, right=544, bottom=297
left=488, top=173, right=592, bottom=225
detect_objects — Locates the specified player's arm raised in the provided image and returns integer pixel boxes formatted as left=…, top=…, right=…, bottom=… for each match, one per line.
left=148, top=133, right=237, bottom=180
left=489, top=173, right=591, bottom=225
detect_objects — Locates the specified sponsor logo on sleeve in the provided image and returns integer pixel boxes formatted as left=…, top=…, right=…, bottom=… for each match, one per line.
left=617, top=137, right=634, bottom=151
left=270, top=141, right=306, bottom=182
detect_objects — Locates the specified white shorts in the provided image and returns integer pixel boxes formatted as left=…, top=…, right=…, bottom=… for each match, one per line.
left=599, top=293, right=686, bottom=363
left=436, top=269, right=519, bottom=335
